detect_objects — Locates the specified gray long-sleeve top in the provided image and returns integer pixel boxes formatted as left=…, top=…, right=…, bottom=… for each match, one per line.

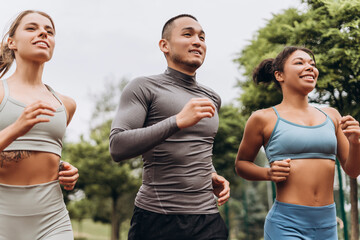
left=109, top=67, right=221, bottom=214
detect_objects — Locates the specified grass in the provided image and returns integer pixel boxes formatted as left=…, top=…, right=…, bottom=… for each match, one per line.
left=71, top=218, right=131, bottom=240
left=72, top=218, right=110, bottom=240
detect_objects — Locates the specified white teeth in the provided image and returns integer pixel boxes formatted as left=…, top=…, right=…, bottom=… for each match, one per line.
left=36, top=42, right=47, bottom=47
left=302, top=76, right=314, bottom=80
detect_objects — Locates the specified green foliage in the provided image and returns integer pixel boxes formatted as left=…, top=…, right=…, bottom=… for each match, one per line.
left=238, top=81, right=282, bottom=116
left=72, top=218, right=111, bottom=240
left=234, top=8, right=304, bottom=113
left=213, top=104, right=247, bottom=182
left=222, top=151, right=270, bottom=240
left=63, top=77, right=141, bottom=240
left=68, top=198, right=94, bottom=222
left=213, top=104, right=273, bottom=239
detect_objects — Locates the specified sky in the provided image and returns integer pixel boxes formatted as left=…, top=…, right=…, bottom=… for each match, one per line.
left=1, top=0, right=303, bottom=141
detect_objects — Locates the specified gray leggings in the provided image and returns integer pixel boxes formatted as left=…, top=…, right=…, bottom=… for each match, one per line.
left=0, top=180, right=73, bottom=240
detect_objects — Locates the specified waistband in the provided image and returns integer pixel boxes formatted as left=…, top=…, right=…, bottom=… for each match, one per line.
left=266, top=200, right=337, bottom=228
left=0, top=180, right=66, bottom=216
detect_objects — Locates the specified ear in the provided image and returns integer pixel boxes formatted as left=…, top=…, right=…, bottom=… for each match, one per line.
left=274, top=71, right=284, bottom=84
left=7, top=37, right=17, bottom=50
left=159, top=39, right=169, bottom=54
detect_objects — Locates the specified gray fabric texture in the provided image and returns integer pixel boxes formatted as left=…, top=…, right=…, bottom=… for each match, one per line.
left=0, top=180, right=73, bottom=240
left=0, top=79, right=67, bottom=157
left=110, top=67, right=221, bottom=214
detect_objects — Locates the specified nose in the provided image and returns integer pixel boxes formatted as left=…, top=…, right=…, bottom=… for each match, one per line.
left=192, top=35, right=202, bottom=47
left=38, top=28, right=48, bottom=38
left=305, top=62, right=314, bottom=71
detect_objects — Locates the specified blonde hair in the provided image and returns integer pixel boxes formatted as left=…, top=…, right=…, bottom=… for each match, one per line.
left=0, top=10, right=55, bottom=78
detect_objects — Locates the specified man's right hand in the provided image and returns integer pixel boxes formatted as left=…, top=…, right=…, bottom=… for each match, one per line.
left=176, top=98, right=215, bottom=129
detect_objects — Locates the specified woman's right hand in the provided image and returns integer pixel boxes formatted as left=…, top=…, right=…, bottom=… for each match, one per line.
left=11, top=101, right=56, bottom=137
left=268, top=159, right=291, bottom=182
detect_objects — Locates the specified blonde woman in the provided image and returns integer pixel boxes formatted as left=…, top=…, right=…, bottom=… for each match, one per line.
left=0, top=10, right=78, bottom=239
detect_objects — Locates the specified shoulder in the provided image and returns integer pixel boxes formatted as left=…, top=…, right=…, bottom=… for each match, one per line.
left=248, top=107, right=275, bottom=123
left=131, top=73, right=165, bottom=85
left=125, top=75, right=162, bottom=92
left=320, top=106, right=341, bottom=117
left=57, top=92, right=76, bottom=125
left=247, top=107, right=277, bottom=133
left=122, top=74, right=166, bottom=102
left=320, top=106, right=341, bottom=128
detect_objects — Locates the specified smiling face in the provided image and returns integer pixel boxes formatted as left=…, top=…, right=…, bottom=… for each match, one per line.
left=159, top=16, right=206, bottom=75
left=276, top=50, right=319, bottom=94
left=8, top=12, right=55, bottom=63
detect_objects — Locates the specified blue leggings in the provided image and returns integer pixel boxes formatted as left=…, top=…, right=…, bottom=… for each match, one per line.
left=264, top=200, right=337, bottom=240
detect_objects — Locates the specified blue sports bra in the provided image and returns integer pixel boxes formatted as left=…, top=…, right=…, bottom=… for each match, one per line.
left=264, top=107, right=337, bottom=163
left=0, top=79, right=67, bottom=157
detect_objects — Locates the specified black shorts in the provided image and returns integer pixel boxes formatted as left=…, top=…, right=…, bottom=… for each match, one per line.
left=128, top=206, right=229, bottom=240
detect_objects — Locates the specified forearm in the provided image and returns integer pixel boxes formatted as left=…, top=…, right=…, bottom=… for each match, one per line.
left=344, top=142, right=360, bottom=178
left=109, top=116, right=180, bottom=161
left=235, top=160, right=270, bottom=181
left=0, top=124, right=18, bottom=152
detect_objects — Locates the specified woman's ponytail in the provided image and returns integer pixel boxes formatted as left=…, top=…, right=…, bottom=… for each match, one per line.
left=253, top=58, right=276, bottom=85
left=0, top=41, right=15, bottom=78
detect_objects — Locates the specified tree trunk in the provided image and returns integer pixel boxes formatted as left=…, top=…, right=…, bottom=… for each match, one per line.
left=78, top=220, right=83, bottom=236
left=111, top=196, right=120, bottom=240
left=350, top=178, right=359, bottom=240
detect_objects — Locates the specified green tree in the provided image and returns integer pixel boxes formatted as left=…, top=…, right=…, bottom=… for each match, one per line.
left=67, top=198, right=94, bottom=235
left=213, top=104, right=247, bottom=182
left=64, top=78, right=142, bottom=240
left=234, top=0, right=360, bottom=239
left=213, top=104, right=271, bottom=239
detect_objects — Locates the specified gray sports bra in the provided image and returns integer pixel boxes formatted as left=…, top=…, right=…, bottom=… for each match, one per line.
left=0, top=79, right=67, bottom=156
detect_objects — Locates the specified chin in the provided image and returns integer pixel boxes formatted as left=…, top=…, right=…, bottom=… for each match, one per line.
left=33, top=54, right=52, bottom=63
left=187, top=60, right=203, bottom=69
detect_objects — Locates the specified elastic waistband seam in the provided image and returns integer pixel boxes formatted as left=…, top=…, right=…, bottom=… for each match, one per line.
left=265, top=218, right=337, bottom=228
left=0, top=205, right=66, bottom=217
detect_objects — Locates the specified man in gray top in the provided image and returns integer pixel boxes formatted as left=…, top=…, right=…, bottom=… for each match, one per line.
left=110, top=14, right=229, bottom=240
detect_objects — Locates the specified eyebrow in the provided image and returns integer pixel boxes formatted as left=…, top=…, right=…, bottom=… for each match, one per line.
left=292, top=57, right=314, bottom=62
left=181, top=27, right=205, bottom=35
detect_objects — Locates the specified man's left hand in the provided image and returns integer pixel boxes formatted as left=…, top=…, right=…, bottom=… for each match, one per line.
left=212, top=172, right=230, bottom=206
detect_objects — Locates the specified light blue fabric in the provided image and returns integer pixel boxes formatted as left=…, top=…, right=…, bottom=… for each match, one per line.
left=265, top=107, right=337, bottom=163
left=264, top=200, right=337, bottom=240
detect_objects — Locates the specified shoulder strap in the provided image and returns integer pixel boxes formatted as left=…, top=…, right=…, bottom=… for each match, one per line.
left=272, top=106, right=280, bottom=118
left=314, top=106, right=328, bottom=117
left=45, top=84, right=64, bottom=105
left=45, top=84, right=68, bottom=122
left=0, top=79, right=9, bottom=111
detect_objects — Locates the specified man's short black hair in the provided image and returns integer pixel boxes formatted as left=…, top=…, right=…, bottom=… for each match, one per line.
left=161, top=14, right=198, bottom=40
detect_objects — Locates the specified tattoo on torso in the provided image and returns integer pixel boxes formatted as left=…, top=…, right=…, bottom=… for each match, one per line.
left=0, top=151, right=31, bottom=167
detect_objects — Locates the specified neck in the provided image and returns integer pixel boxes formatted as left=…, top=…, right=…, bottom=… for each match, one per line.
left=281, top=92, right=309, bottom=109
left=167, top=63, right=197, bottom=76
left=9, top=58, right=45, bottom=85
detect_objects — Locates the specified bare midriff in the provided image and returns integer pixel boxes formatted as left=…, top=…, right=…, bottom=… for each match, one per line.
left=0, top=151, right=59, bottom=185
left=276, top=159, right=335, bottom=206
